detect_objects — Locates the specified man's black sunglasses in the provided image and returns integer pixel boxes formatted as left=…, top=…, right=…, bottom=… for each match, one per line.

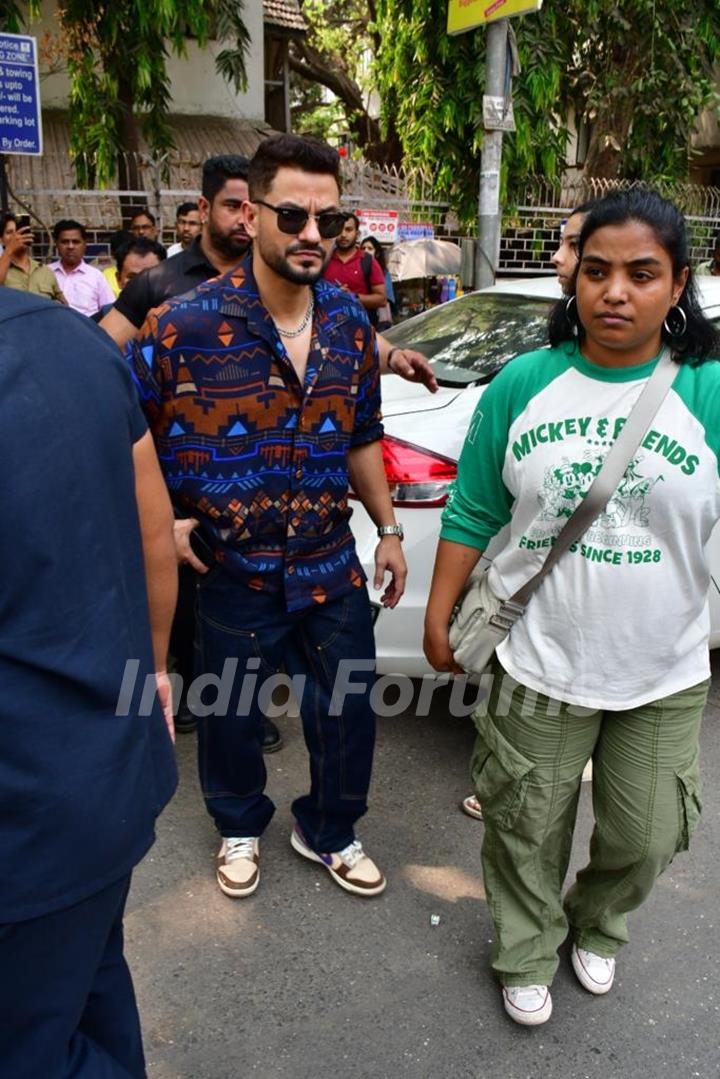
left=254, top=199, right=347, bottom=239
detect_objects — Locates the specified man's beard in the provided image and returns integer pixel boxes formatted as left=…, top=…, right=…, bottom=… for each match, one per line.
left=256, top=237, right=330, bottom=285
left=207, top=219, right=251, bottom=261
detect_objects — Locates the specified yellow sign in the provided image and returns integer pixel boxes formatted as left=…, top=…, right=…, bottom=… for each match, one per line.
left=447, top=0, right=542, bottom=35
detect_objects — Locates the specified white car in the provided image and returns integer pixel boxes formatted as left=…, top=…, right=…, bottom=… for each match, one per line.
left=350, top=275, right=720, bottom=674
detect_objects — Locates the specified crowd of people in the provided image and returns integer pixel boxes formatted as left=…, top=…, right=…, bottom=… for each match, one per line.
left=1, top=131, right=720, bottom=1078
left=0, top=186, right=717, bottom=325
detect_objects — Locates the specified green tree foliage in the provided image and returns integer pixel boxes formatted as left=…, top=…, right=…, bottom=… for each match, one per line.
left=377, top=0, right=568, bottom=219
left=376, top=0, right=719, bottom=222
left=0, top=0, right=37, bottom=32
left=0, top=2, right=250, bottom=189
left=290, top=0, right=403, bottom=164
left=568, top=2, right=719, bottom=179
left=58, top=1, right=250, bottom=188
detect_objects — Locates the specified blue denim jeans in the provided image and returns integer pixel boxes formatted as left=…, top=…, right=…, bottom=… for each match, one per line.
left=195, top=569, right=377, bottom=852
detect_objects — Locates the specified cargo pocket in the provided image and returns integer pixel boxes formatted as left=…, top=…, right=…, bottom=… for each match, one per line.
left=675, top=770, right=702, bottom=852
left=470, top=711, right=535, bottom=831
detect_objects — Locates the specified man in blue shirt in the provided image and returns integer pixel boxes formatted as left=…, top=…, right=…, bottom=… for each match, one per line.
left=134, top=134, right=407, bottom=900
left=0, top=291, right=178, bottom=1077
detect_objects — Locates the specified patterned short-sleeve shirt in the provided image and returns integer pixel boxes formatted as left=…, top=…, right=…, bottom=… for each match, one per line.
left=133, top=256, right=383, bottom=611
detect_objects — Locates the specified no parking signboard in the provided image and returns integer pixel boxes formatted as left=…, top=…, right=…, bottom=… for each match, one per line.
left=357, top=210, right=398, bottom=244
left=0, top=33, right=41, bottom=155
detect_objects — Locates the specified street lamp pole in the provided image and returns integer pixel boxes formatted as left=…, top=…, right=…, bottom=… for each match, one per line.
left=475, top=17, right=509, bottom=290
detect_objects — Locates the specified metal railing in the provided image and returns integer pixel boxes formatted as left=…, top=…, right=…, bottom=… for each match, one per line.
left=5, top=154, right=720, bottom=276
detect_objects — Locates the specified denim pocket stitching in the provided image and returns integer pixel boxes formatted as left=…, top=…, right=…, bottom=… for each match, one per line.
left=197, top=614, right=279, bottom=675
left=313, top=596, right=351, bottom=653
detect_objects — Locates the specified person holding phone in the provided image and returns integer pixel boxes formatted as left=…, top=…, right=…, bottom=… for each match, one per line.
left=0, top=212, right=66, bottom=303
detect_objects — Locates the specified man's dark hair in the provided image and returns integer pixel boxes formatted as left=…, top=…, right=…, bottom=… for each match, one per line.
left=0, top=211, right=17, bottom=234
left=109, top=229, right=133, bottom=258
left=129, top=208, right=156, bottom=227
left=713, top=229, right=720, bottom=254
left=344, top=213, right=360, bottom=231
left=53, top=219, right=87, bottom=241
left=248, top=135, right=341, bottom=199
left=176, top=201, right=199, bottom=218
left=548, top=188, right=720, bottom=363
left=116, top=237, right=167, bottom=275
left=201, top=155, right=250, bottom=202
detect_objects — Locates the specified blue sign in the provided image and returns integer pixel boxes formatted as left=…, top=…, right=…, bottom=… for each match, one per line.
left=0, top=33, right=42, bottom=156
left=398, top=222, right=435, bottom=242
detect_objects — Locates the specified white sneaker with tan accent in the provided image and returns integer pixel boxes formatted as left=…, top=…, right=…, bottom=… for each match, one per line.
left=571, top=944, right=615, bottom=994
left=291, top=825, right=386, bottom=897
left=502, top=984, right=552, bottom=1026
left=216, top=837, right=260, bottom=898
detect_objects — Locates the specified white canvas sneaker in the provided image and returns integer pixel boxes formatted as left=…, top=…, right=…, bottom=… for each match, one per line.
left=502, top=984, right=552, bottom=1026
left=571, top=944, right=615, bottom=994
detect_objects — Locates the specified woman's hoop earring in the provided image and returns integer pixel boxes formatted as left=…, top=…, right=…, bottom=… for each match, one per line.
left=565, top=294, right=578, bottom=337
left=663, top=305, right=688, bottom=338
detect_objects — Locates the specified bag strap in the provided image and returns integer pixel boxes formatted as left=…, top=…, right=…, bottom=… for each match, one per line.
left=360, top=251, right=373, bottom=292
left=360, top=251, right=379, bottom=327
left=504, top=348, right=677, bottom=614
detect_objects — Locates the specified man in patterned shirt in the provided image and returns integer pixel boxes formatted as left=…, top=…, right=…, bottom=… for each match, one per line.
left=134, top=134, right=407, bottom=900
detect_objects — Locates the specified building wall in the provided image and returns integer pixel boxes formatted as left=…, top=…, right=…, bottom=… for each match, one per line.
left=34, top=0, right=264, bottom=121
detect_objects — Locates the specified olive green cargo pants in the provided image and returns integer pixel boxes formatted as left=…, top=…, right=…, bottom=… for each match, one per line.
left=471, top=664, right=707, bottom=987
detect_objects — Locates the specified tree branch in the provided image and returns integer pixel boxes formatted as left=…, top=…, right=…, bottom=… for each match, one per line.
left=289, top=46, right=366, bottom=117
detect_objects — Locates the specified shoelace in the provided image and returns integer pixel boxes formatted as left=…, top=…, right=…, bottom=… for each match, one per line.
left=225, top=837, right=256, bottom=863
left=581, top=949, right=614, bottom=974
left=337, top=839, right=364, bottom=869
left=508, top=985, right=546, bottom=1005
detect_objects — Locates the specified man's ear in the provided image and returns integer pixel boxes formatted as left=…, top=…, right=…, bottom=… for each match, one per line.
left=197, top=195, right=210, bottom=225
left=242, top=199, right=258, bottom=240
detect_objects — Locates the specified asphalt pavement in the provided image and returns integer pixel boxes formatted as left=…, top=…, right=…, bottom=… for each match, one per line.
left=127, top=657, right=720, bottom=1079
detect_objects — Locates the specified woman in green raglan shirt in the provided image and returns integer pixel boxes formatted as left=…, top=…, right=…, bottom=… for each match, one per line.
left=424, top=190, right=720, bottom=1027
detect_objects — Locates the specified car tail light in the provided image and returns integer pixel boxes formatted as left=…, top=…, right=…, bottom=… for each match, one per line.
left=377, top=435, right=457, bottom=507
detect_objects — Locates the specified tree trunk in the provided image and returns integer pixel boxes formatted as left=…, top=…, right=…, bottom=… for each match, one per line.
left=289, top=49, right=403, bottom=168
left=116, top=72, right=145, bottom=208
left=581, top=76, right=636, bottom=178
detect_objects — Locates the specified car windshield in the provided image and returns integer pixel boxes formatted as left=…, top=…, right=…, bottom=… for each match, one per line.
left=385, top=293, right=554, bottom=387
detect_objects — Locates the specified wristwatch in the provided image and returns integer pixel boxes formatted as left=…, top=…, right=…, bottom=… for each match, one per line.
left=377, top=524, right=404, bottom=541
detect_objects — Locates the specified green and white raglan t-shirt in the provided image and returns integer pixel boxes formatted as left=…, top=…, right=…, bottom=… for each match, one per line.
left=440, top=341, right=720, bottom=709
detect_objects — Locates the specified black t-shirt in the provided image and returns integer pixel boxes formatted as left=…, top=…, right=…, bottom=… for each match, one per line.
left=114, top=237, right=220, bottom=328
left=0, top=290, right=177, bottom=922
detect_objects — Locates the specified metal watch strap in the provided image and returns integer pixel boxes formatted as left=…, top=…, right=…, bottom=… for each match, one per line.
left=505, top=348, right=677, bottom=615
left=378, top=524, right=403, bottom=539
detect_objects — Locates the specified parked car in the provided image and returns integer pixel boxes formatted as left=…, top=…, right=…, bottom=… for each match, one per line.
left=350, top=276, right=720, bottom=674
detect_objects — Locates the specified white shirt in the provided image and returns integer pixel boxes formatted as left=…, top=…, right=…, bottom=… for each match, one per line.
left=441, top=342, right=720, bottom=709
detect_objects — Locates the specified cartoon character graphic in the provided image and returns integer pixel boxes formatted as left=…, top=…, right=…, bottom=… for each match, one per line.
left=538, top=452, right=662, bottom=529
left=538, top=453, right=603, bottom=521
left=601, top=457, right=664, bottom=528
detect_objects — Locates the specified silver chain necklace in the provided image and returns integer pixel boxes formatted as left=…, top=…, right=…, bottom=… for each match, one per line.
left=275, top=294, right=314, bottom=338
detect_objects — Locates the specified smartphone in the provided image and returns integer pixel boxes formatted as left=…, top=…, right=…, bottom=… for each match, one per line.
left=189, top=527, right=215, bottom=569
left=17, top=214, right=31, bottom=230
